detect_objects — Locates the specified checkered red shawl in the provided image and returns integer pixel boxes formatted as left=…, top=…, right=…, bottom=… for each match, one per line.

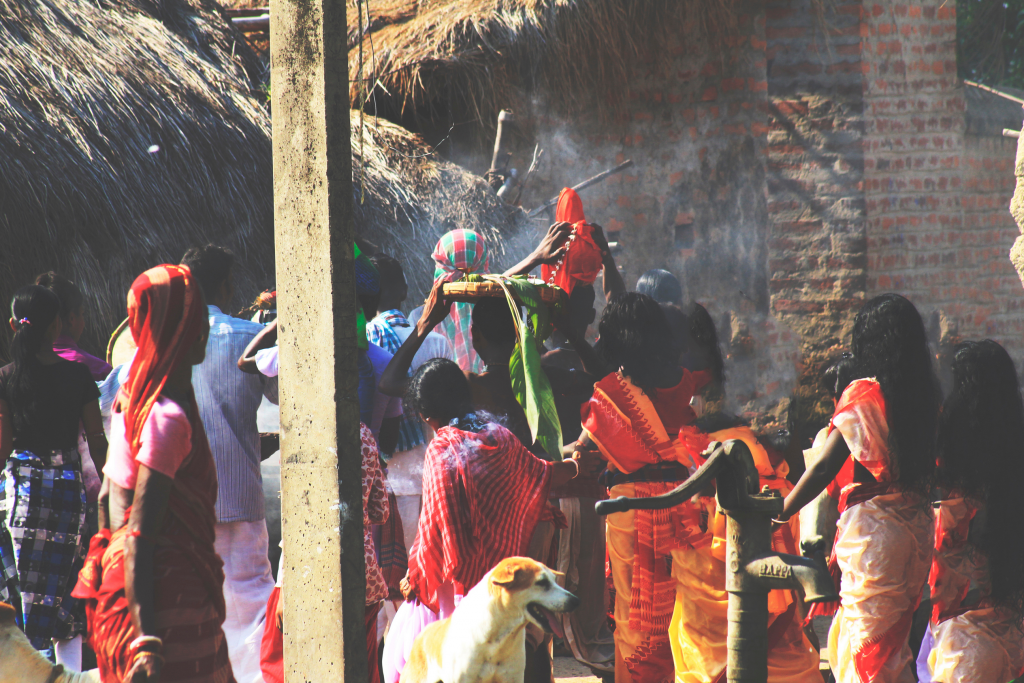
left=406, top=422, right=552, bottom=613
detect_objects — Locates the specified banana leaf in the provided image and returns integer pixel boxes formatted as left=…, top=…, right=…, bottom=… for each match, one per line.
left=490, top=277, right=563, bottom=461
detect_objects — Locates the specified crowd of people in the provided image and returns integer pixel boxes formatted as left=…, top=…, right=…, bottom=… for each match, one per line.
left=0, top=186, right=1022, bottom=683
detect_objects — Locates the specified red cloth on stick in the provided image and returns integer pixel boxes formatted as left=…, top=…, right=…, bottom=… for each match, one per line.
left=406, top=422, right=554, bottom=613
left=540, top=189, right=605, bottom=296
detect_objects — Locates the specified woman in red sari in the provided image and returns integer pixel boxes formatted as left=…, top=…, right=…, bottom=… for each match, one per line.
left=73, top=264, right=233, bottom=683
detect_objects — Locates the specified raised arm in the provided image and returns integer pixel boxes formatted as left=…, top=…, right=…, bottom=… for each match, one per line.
left=378, top=280, right=451, bottom=397
left=590, top=223, right=626, bottom=301
left=238, top=320, right=278, bottom=374
left=502, top=222, right=574, bottom=276
left=777, top=428, right=850, bottom=523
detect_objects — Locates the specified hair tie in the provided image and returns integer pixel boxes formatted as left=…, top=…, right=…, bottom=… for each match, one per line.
left=17, top=318, right=30, bottom=327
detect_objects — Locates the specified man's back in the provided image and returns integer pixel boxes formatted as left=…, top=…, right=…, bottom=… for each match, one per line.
left=192, top=305, right=277, bottom=523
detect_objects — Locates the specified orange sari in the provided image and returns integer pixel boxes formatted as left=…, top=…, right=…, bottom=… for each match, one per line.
left=668, top=425, right=820, bottom=683
left=582, top=370, right=708, bottom=683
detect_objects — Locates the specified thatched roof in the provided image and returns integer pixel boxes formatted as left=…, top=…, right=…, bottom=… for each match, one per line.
left=0, top=0, right=273, bottom=360
left=350, top=110, right=525, bottom=297
left=0, top=0, right=523, bottom=360
left=347, top=0, right=736, bottom=132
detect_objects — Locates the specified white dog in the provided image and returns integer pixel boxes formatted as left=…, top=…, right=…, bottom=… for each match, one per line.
left=0, top=603, right=99, bottom=683
left=401, top=557, right=580, bottom=683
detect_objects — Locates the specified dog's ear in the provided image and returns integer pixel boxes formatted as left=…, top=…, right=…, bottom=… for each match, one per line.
left=551, top=569, right=565, bottom=580
left=491, top=560, right=535, bottom=591
left=0, top=602, right=16, bottom=627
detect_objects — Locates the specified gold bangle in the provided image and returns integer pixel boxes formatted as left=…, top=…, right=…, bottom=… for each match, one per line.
left=133, top=651, right=165, bottom=666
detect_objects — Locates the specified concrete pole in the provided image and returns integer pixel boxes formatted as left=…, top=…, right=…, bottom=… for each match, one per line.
left=270, top=0, right=367, bottom=681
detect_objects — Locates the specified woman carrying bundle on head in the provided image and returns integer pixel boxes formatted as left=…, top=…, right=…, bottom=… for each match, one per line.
left=72, top=264, right=236, bottom=683
left=573, top=293, right=713, bottom=683
left=776, top=294, right=941, bottom=683
left=919, top=340, right=1024, bottom=683
left=382, top=282, right=584, bottom=683
left=0, top=285, right=107, bottom=670
left=664, top=301, right=820, bottom=683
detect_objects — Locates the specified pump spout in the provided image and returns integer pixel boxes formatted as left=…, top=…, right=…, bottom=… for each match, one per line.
left=743, top=553, right=838, bottom=604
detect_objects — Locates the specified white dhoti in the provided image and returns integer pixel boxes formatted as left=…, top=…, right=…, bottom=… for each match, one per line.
left=215, top=519, right=276, bottom=683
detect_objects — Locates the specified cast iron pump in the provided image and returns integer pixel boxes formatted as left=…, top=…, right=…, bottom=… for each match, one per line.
left=595, top=440, right=837, bottom=683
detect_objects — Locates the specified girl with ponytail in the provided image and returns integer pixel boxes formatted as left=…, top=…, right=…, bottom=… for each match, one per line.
left=0, top=284, right=107, bottom=668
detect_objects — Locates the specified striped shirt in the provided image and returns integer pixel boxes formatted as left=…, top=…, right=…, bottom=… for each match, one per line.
left=192, top=305, right=278, bottom=523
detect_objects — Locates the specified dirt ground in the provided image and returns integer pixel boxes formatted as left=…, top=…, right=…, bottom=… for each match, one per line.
left=553, top=656, right=604, bottom=683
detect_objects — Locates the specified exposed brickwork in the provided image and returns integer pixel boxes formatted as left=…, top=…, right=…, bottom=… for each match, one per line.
left=765, top=0, right=1024, bottom=437
left=375, top=0, right=1024, bottom=443
left=765, top=0, right=868, bottom=435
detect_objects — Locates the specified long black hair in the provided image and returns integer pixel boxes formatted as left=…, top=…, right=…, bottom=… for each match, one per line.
left=598, top=292, right=676, bottom=393
left=938, top=340, right=1024, bottom=621
left=851, top=294, right=940, bottom=488
left=8, top=286, right=61, bottom=433
left=685, top=302, right=725, bottom=387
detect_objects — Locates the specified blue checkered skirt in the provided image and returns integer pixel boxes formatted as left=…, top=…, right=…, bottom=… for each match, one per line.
left=0, top=449, right=87, bottom=649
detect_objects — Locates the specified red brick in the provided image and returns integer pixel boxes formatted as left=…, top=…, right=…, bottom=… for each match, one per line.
left=701, top=87, right=718, bottom=101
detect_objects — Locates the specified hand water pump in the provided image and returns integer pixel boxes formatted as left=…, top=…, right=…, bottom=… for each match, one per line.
left=595, top=440, right=837, bottom=683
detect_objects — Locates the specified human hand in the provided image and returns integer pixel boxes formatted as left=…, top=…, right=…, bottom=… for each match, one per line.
left=590, top=223, right=612, bottom=259
left=420, top=280, right=452, bottom=332
left=530, top=222, right=574, bottom=265
left=276, top=588, right=284, bottom=630
left=400, top=573, right=414, bottom=600
left=572, top=442, right=606, bottom=478
left=127, top=652, right=163, bottom=683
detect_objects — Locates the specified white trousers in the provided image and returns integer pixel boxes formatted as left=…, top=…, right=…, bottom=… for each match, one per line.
left=215, top=520, right=275, bottom=683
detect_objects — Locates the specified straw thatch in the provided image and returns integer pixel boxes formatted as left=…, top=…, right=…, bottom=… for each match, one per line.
left=0, top=0, right=523, bottom=361
left=350, top=110, right=525, bottom=298
left=0, top=0, right=273, bottom=361
left=347, top=0, right=737, bottom=132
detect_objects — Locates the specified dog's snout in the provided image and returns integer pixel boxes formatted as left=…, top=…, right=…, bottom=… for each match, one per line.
left=565, top=593, right=581, bottom=612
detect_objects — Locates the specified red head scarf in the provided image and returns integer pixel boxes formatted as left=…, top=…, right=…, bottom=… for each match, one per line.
left=122, top=264, right=206, bottom=457
left=541, top=188, right=605, bottom=296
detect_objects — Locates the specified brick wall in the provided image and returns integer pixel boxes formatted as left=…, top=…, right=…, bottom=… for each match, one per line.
left=765, top=0, right=868, bottom=433
left=376, top=0, right=1024, bottom=441
left=765, top=0, right=1024, bottom=436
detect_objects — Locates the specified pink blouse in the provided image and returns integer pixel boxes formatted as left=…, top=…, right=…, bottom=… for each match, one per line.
left=104, top=395, right=192, bottom=490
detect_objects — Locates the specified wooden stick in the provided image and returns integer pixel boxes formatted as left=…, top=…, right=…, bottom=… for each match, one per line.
left=527, top=159, right=634, bottom=218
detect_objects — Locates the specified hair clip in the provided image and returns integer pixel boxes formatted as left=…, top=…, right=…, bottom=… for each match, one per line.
left=17, top=318, right=30, bottom=326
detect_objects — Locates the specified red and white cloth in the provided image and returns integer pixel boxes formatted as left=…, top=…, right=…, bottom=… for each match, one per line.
left=405, top=421, right=554, bottom=613
left=825, top=379, right=934, bottom=683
